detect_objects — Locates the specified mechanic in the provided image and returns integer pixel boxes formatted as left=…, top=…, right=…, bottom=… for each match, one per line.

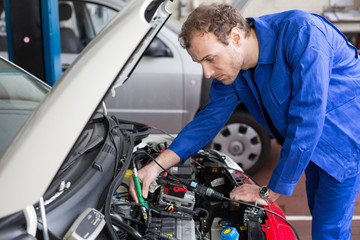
left=130, top=3, right=360, bottom=239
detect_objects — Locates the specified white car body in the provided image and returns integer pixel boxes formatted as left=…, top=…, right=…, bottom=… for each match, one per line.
left=0, top=0, right=165, bottom=218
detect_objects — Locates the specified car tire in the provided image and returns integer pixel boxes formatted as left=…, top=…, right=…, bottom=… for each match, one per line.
left=210, top=111, right=271, bottom=175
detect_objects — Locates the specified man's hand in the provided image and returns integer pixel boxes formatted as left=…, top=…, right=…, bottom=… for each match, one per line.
left=129, top=149, right=181, bottom=203
left=229, top=184, right=281, bottom=206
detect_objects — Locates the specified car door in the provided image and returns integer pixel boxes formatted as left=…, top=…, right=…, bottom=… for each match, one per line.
left=104, top=27, right=185, bottom=134
left=59, top=1, right=185, bottom=134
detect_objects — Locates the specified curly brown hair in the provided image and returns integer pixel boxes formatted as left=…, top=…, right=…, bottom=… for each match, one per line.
left=179, top=3, right=251, bottom=49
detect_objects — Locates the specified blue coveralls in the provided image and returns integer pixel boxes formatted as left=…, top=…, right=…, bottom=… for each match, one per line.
left=169, top=10, right=360, bottom=239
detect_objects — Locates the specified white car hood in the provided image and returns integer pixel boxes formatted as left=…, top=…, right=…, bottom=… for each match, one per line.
left=0, top=0, right=171, bottom=218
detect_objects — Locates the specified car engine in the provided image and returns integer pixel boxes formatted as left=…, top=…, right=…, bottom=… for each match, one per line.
left=0, top=116, right=295, bottom=240
left=108, top=137, right=270, bottom=240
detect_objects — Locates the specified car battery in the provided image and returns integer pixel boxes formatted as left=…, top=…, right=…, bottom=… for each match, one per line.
left=158, top=183, right=196, bottom=210
left=158, top=165, right=196, bottom=209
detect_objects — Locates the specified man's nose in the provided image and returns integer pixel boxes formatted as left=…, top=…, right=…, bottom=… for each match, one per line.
left=201, top=63, right=214, bottom=79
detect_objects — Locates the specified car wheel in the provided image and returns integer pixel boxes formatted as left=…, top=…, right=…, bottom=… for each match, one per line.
left=210, top=111, right=271, bottom=175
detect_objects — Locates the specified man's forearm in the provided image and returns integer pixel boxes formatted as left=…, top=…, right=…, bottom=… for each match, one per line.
left=149, top=149, right=181, bottom=175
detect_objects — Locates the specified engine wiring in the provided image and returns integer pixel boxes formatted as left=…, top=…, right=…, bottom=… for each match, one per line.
left=140, top=125, right=176, bottom=140
left=140, top=150, right=301, bottom=240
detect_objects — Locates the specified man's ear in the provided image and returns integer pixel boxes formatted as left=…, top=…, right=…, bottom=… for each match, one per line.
left=229, top=27, right=242, bottom=47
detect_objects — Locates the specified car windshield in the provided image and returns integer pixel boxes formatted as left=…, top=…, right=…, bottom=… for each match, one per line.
left=0, top=57, right=50, bottom=156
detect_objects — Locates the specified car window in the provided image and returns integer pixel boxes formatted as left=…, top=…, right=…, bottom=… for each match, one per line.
left=144, top=38, right=173, bottom=57
left=86, top=3, right=116, bottom=33
left=59, top=1, right=117, bottom=52
left=0, top=58, right=49, bottom=156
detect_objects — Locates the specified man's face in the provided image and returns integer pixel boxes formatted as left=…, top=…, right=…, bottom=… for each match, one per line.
left=187, top=31, right=244, bottom=85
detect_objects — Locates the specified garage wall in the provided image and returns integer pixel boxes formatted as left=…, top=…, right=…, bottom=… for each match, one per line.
left=167, top=0, right=357, bottom=20
left=240, top=0, right=329, bottom=17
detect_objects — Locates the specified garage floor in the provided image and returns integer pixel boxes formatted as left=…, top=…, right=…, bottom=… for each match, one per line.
left=251, top=139, right=360, bottom=240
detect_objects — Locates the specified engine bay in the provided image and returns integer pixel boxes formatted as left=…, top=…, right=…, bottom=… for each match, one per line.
left=109, top=137, right=271, bottom=240
left=0, top=116, right=296, bottom=240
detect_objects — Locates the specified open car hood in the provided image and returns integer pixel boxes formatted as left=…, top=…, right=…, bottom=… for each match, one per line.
left=0, top=0, right=171, bottom=218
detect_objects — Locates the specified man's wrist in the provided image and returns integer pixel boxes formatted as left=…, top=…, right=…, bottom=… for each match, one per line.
left=259, top=186, right=273, bottom=205
left=152, top=149, right=181, bottom=173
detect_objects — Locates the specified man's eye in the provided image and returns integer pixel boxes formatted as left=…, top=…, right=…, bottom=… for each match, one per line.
left=206, top=58, right=214, bottom=62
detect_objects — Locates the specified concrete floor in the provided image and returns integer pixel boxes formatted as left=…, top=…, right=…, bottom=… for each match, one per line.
left=251, top=139, right=360, bottom=240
